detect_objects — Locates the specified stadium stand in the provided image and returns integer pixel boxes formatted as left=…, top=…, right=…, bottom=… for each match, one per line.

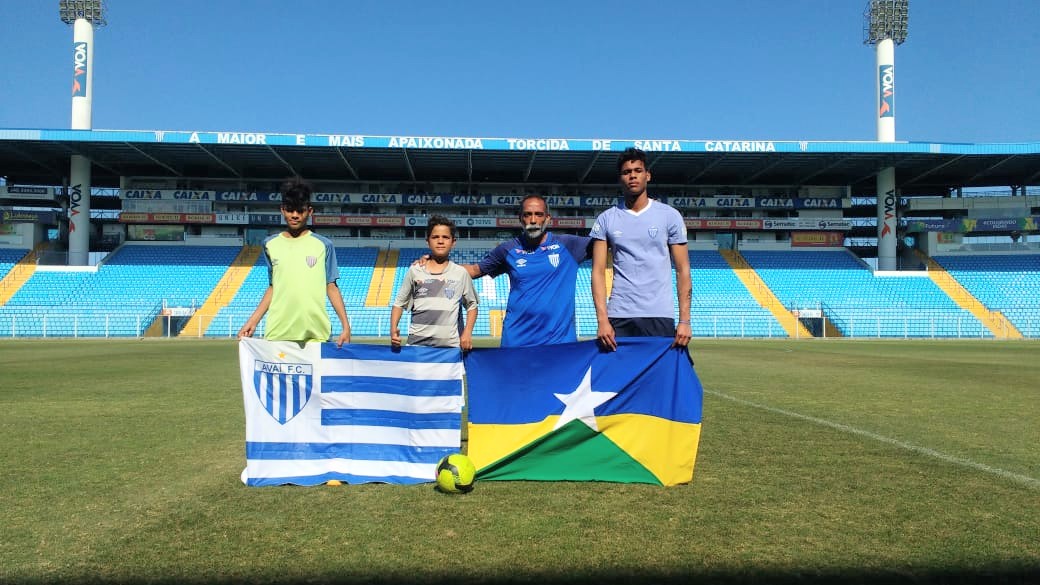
left=740, top=249, right=990, bottom=338
left=204, top=246, right=383, bottom=338
left=0, top=244, right=239, bottom=337
left=4, top=243, right=1039, bottom=340
left=3, top=126, right=1039, bottom=340
left=932, top=254, right=1040, bottom=337
left=0, top=248, right=27, bottom=280
left=0, top=247, right=35, bottom=308
left=204, top=252, right=269, bottom=337
left=690, top=250, right=789, bottom=337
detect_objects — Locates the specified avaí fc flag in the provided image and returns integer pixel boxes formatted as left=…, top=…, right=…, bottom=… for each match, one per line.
left=239, top=338, right=464, bottom=486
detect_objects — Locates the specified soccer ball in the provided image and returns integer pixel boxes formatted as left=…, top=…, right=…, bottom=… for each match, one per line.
left=435, top=453, right=476, bottom=493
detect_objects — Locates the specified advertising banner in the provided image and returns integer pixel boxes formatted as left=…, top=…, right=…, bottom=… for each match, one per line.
left=118, top=212, right=215, bottom=224
left=216, top=213, right=250, bottom=225
left=250, top=214, right=284, bottom=226
left=904, top=216, right=1040, bottom=234
left=760, top=218, right=852, bottom=231
left=2, top=186, right=57, bottom=201
left=1, top=208, right=57, bottom=223
left=791, top=232, right=845, bottom=247
left=127, top=225, right=185, bottom=241
left=312, top=215, right=406, bottom=227
left=685, top=218, right=764, bottom=230
left=121, top=189, right=280, bottom=202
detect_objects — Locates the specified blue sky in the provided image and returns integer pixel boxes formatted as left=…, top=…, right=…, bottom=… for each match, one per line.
left=1, top=0, right=1037, bottom=143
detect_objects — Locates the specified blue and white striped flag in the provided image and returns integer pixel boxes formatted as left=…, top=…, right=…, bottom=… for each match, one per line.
left=239, top=338, right=464, bottom=486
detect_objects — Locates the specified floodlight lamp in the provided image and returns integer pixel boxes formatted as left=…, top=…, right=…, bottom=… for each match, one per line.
left=59, top=0, right=107, bottom=26
left=863, top=0, right=908, bottom=45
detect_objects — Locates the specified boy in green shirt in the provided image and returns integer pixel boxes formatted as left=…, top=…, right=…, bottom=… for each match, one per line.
left=238, top=178, right=350, bottom=346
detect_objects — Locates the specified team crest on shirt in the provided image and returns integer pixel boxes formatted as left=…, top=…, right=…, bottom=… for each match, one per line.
left=305, top=255, right=317, bottom=268
left=648, top=227, right=659, bottom=239
left=548, top=253, right=560, bottom=268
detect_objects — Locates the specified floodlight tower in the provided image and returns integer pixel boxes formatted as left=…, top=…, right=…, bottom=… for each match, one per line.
left=864, top=0, right=908, bottom=271
left=60, top=0, right=106, bottom=266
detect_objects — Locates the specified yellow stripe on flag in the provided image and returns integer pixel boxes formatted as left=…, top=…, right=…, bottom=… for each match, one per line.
left=598, top=414, right=701, bottom=486
left=468, top=417, right=560, bottom=470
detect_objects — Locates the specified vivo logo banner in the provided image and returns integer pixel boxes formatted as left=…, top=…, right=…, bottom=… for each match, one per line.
left=878, top=65, right=894, bottom=118
left=72, top=42, right=88, bottom=97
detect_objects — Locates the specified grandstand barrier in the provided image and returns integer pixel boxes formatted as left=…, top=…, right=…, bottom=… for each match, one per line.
left=3, top=307, right=1036, bottom=340
left=0, top=312, right=151, bottom=338
left=826, top=310, right=993, bottom=339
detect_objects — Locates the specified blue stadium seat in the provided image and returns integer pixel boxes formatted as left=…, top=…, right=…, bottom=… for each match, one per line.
left=933, top=254, right=1040, bottom=337
left=742, top=250, right=989, bottom=338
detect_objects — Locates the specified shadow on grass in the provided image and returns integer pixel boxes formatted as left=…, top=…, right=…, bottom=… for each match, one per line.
left=10, top=564, right=1040, bottom=585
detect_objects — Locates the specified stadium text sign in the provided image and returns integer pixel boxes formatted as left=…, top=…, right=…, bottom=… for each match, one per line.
left=55, top=129, right=812, bottom=155
left=18, top=128, right=1038, bottom=158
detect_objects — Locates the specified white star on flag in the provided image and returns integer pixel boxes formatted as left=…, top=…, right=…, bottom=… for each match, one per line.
left=553, top=366, right=617, bottom=431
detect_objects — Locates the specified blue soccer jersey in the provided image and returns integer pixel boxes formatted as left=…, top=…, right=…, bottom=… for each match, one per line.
left=478, top=232, right=591, bottom=347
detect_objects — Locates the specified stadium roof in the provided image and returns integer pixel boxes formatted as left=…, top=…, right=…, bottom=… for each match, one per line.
left=2, top=129, right=1039, bottom=196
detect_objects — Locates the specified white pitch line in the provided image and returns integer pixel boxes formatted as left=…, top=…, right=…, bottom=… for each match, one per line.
left=706, top=389, right=1040, bottom=490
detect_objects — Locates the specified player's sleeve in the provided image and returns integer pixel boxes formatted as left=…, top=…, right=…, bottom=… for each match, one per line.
left=666, top=208, right=688, bottom=244
left=477, top=242, right=510, bottom=277
left=392, top=267, right=415, bottom=310
left=460, top=270, right=479, bottom=310
left=320, top=235, right=340, bottom=283
left=261, top=236, right=276, bottom=285
left=561, top=234, right=594, bottom=263
left=589, top=212, right=609, bottom=242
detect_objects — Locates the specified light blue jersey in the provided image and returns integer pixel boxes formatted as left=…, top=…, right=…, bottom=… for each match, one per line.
left=590, top=199, right=687, bottom=319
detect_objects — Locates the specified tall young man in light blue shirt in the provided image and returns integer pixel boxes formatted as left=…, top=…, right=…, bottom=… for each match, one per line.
left=590, top=148, right=691, bottom=351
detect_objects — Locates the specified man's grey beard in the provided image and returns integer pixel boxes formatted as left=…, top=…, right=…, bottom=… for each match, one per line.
left=524, top=224, right=545, bottom=240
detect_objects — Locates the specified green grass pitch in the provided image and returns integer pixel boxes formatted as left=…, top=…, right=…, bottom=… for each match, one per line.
left=1, top=338, right=1038, bottom=584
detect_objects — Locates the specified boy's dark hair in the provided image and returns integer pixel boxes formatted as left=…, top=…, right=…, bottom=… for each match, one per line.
left=426, top=214, right=458, bottom=239
left=519, top=194, right=551, bottom=217
left=616, top=147, right=648, bottom=172
left=280, top=178, right=313, bottom=211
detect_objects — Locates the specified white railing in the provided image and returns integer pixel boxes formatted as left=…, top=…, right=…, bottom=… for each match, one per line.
left=2, top=309, right=1035, bottom=339
left=0, top=313, right=150, bottom=338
